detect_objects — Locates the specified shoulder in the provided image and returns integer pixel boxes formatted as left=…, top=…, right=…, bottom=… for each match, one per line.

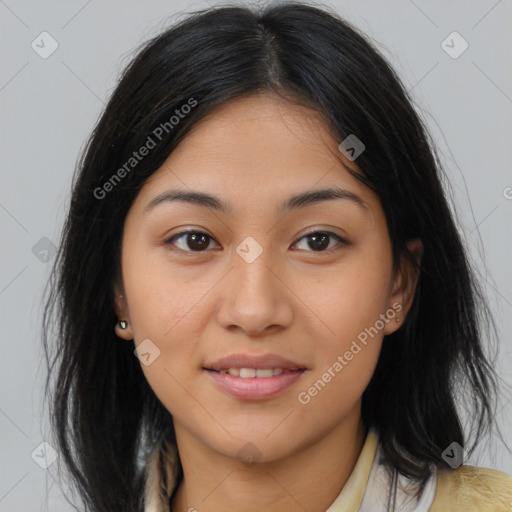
left=430, top=464, right=512, bottom=511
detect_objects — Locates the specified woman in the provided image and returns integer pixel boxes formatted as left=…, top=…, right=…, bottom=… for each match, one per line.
left=42, top=2, right=512, bottom=511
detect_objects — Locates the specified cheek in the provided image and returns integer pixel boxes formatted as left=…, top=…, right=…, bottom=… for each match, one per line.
left=122, top=238, right=206, bottom=339
left=121, top=242, right=210, bottom=401
left=294, top=270, right=388, bottom=430
left=291, top=344, right=379, bottom=445
left=309, top=249, right=392, bottom=348
left=296, top=242, right=392, bottom=400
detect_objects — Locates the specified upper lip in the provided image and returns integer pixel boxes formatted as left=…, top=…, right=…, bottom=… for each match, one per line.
left=204, top=353, right=307, bottom=371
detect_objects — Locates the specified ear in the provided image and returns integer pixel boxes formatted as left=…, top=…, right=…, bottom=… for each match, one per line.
left=113, top=284, right=133, bottom=341
left=383, top=238, right=423, bottom=335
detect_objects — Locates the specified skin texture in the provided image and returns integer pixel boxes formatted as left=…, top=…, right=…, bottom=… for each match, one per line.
left=114, top=91, right=422, bottom=512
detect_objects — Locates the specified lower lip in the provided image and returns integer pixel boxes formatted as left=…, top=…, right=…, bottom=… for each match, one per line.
left=203, top=369, right=306, bottom=400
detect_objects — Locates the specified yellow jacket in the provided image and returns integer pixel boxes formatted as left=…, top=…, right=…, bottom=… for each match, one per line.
left=432, top=464, right=512, bottom=511
left=323, top=429, right=512, bottom=511
left=143, top=428, right=512, bottom=511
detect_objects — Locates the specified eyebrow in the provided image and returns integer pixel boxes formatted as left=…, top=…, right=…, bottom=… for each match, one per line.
left=143, top=185, right=368, bottom=215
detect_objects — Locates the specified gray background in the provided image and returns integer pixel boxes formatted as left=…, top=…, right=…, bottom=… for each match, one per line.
left=1, top=0, right=511, bottom=510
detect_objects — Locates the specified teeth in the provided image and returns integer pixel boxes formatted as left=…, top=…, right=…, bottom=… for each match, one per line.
left=255, top=369, right=274, bottom=378
left=218, top=368, right=287, bottom=378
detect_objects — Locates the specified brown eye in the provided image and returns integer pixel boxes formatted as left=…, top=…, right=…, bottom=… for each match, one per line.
left=165, top=231, right=218, bottom=252
left=292, top=231, right=346, bottom=253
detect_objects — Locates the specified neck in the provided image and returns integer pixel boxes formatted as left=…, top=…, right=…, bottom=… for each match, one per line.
left=170, top=405, right=366, bottom=512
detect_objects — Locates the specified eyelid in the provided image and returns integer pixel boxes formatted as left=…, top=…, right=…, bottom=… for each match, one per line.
left=163, top=227, right=349, bottom=254
left=297, top=227, right=348, bottom=244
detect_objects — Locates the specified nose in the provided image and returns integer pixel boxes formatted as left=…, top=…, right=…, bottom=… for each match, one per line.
left=215, top=244, right=293, bottom=337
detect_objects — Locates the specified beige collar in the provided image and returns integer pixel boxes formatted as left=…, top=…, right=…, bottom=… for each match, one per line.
left=324, top=428, right=380, bottom=511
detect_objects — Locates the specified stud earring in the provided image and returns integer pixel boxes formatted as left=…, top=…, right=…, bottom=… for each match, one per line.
left=396, top=318, right=400, bottom=322
left=119, top=320, right=128, bottom=329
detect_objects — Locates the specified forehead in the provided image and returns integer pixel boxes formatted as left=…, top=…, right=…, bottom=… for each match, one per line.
left=166, top=92, right=341, bottom=172
left=137, top=92, right=376, bottom=214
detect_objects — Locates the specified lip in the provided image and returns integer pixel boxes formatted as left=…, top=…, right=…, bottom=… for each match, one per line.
left=203, top=367, right=306, bottom=400
left=204, top=352, right=306, bottom=372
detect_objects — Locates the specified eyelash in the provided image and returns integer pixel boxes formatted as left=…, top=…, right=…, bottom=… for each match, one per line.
left=163, top=229, right=348, bottom=255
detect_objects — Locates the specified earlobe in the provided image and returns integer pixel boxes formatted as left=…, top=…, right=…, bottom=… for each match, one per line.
left=114, top=317, right=133, bottom=340
left=113, top=289, right=133, bottom=340
left=384, top=238, right=423, bottom=335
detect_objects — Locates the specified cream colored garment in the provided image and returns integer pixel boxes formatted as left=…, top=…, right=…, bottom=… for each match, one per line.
left=144, top=429, right=512, bottom=511
left=324, top=429, right=437, bottom=511
left=143, top=434, right=180, bottom=512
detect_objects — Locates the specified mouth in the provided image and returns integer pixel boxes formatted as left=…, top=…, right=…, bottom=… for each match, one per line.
left=202, top=366, right=307, bottom=400
left=202, top=352, right=308, bottom=400
left=204, top=367, right=306, bottom=377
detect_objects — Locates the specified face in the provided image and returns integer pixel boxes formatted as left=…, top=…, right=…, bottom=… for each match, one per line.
left=114, top=92, right=421, bottom=463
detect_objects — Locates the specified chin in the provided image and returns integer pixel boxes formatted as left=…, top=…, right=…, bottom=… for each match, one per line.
left=205, top=429, right=302, bottom=464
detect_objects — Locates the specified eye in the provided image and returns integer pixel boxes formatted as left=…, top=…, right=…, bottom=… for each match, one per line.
left=164, top=230, right=220, bottom=253
left=292, top=231, right=347, bottom=253
left=164, top=229, right=347, bottom=254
